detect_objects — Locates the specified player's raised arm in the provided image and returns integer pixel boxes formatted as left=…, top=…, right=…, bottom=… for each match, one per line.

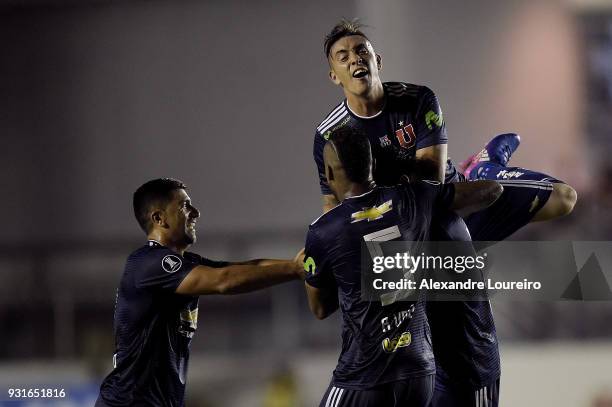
left=415, top=144, right=447, bottom=182
left=414, top=86, right=448, bottom=182
left=176, top=250, right=305, bottom=295
left=451, top=180, right=503, bottom=216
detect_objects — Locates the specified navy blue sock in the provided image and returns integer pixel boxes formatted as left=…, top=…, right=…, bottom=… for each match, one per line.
left=472, top=162, right=562, bottom=183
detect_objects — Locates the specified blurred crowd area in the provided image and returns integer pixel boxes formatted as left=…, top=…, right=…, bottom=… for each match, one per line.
left=2, top=2, right=612, bottom=407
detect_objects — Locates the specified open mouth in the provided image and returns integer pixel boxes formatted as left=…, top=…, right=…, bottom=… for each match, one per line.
left=353, top=68, right=369, bottom=79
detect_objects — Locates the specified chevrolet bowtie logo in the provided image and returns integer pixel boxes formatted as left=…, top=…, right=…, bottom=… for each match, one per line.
left=351, top=200, right=393, bottom=223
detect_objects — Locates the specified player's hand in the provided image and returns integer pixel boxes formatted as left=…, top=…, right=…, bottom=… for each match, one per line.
left=294, top=248, right=306, bottom=280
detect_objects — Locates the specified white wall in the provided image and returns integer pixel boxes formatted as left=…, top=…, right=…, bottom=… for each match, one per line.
left=357, top=0, right=589, bottom=189
left=1, top=1, right=354, bottom=244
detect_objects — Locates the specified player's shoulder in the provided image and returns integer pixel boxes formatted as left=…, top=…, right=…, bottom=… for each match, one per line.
left=309, top=201, right=347, bottom=230
left=400, top=179, right=443, bottom=194
left=384, top=81, right=437, bottom=101
left=315, top=100, right=350, bottom=138
left=126, top=242, right=184, bottom=273
left=384, top=81, right=421, bottom=96
left=309, top=187, right=399, bottom=229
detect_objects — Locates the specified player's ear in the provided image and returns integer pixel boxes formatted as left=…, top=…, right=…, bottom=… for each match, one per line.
left=151, top=210, right=165, bottom=228
left=376, top=54, right=382, bottom=71
left=329, top=69, right=341, bottom=86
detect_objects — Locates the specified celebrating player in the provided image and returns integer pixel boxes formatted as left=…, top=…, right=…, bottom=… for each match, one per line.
left=314, top=20, right=576, bottom=234
left=95, top=178, right=304, bottom=407
left=313, top=19, right=577, bottom=407
left=303, top=128, right=502, bottom=407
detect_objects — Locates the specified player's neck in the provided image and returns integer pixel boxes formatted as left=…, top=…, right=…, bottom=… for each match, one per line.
left=148, top=232, right=187, bottom=256
left=342, top=181, right=376, bottom=200
left=345, top=83, right=385, bottom=117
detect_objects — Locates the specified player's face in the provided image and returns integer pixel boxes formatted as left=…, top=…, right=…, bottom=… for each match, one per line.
left=166, top=189, right=200, bottom=246
left=328, top=35, right=382, bottom=97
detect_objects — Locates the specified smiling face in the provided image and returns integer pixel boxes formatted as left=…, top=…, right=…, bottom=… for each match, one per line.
left=162, top=189, right=200, bottom=247
left=327, top=35, right=382, bottom=98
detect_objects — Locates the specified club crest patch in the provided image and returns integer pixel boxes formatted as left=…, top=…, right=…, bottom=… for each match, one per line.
left=162, top=255, right=182, bottom=273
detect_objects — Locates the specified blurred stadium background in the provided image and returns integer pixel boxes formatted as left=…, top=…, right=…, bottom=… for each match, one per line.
left=2, top=0, right=612, bottom=405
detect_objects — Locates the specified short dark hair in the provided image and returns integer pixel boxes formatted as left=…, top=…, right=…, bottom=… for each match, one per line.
left=329, top=126, right=372, bottom=184
left=133, top=178, right=187, bottom=233
left=324, top=19, right=370, bottom=57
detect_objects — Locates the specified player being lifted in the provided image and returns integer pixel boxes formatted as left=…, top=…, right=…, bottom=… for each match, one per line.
left=304, top=128, right=502, bottom=407
left=96, top=178, right=304, bottom=407
left=314, top=20, right=576, bottom=235
left=313, top=20, right=577, bottom=407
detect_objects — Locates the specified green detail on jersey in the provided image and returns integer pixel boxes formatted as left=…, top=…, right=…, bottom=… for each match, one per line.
left=425, top=110, right=444, bottom=130
left=304, top=256, right=317, bottom=275
left=323, top=117, right=351, bottom=141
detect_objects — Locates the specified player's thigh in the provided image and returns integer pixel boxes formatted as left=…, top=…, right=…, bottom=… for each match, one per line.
left=319, top=384, right=392, bottom=407
left=465, top=180, right=553, bottom=244
left=319, top=377, right=433, bottom=407
left=395, top=374, right=434, bottom=406
left=431, top=376, right=499, bottom=407
left=319, top=384, right=393, bottom=407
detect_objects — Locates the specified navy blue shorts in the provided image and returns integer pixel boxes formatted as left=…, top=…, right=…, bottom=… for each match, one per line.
left=319, top=375, right=434, bottom=407
left=465, top=179, right=553, bottom=245
left=431, top=370, right=499, bottom=407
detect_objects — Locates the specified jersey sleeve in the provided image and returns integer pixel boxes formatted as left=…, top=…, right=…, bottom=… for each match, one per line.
left=414, top=86, right=448, bottom=150
left=304, top=227, right=335, bottom=289
left=135, top=248, right=199, bottom=292
left=313, top=130, right=332, bottom=195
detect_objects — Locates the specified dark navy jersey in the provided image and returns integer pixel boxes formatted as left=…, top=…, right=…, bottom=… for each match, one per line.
left=428, top=212, right=500, bottom=388
left=314, top=82, right=459, bottom=196
left=97, top=241, right=228, bottom=407
left=304, top=181, right=455, bottom=389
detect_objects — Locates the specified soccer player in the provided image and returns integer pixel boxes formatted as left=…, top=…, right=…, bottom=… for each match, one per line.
left=95, top=178, right=304, bottom=407
left=426, top=212, right=501, bottom=407
left=313, top=20, right=577, bottom=407
left=314, top=20, right=577, bottom=236
left=303, top=128, right=502, bottom=407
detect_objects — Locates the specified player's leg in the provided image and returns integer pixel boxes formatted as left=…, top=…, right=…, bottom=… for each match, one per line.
left=319, top=383, right=347, bottom=407
left=488, top=377, right=500, bottom=407
left=460, top=133, right=577, bottom=223
left=319, top=378, right=433, bottom=407
left=431, top=371, right=499, bottom=407
left=394, top=374, right=434, bottom=407
left=431, top=372, right=472, bottom=407
left=318, top=383, right=390, bottom=407
left=463, top=179, right=553, bottom=244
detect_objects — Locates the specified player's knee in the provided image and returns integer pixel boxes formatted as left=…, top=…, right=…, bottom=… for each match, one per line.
left=552, top=183, right=577, bottom=217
